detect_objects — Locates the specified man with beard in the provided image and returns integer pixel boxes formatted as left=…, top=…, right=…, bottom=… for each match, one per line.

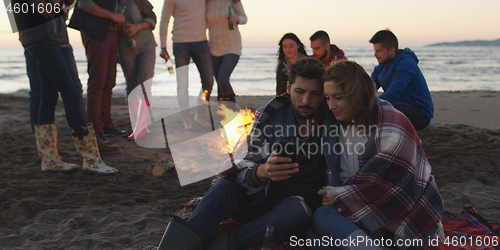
left=310, top=30, right=347, bottom=67
left=148, top=57, right=342, bottom=250
left=370, top=29, right=434, bottom=131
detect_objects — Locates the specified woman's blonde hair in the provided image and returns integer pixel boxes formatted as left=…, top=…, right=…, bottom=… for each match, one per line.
left=323, top=61, right=377, bottom=126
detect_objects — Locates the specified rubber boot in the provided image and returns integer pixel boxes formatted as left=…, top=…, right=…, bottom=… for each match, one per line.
left=34, top=124, right=79, bottom=172
left=71, top=124, right=118, bottom=176
left=341, top=230, right=389, bottom=250
left=128, top=98, right=151, bottom=141
left=204, top=228, right=238, bottom=250
left=155, top=215, right=207, bottom=250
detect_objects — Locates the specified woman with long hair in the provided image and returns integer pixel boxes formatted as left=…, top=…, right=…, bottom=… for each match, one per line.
left=206, top=0, right=247, bottom=102
left=276, top=33, right=307, bottom=95
left=308, top=61, right=443, bottom=249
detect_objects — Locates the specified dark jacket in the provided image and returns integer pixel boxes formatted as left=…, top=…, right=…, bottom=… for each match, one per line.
left=68, top=0, right=117, bottom=40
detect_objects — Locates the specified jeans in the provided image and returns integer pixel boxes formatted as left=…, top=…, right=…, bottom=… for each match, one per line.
left=173, top=40, right=214, bottom=110
left=187, top=179, right=312, bottom=250
left=25, top=50, right=40, bottom=133
left=307, top=206, right=437, bottom=250
left=391, top=102, right=431, bottom=131
left=119, top=48, right=155, bottom=97
left=306, top=206, right=361, bottom=250
left=212, top=54, right=239, bottom=99
left=81, top=28, right=119, bottom=132
left=25, top=43, right=88, bottom=128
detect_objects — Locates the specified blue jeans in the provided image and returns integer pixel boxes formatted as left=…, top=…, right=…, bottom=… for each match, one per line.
left=307, top=206, right=437, bottom=249
left=25, top=49, right=40, bottom=133
left=26, top=43, right=88, bottom=128
left=212, top=54, right=239, bottom=99
left=306, top=206, right=362, bottom=250
left=392, top=102, right=431, bottom=131
left=119, top=48, right=155, bottom=97
left=173, top=40, right=214, bottom=110
left=187, top=179, right=312, bottom=250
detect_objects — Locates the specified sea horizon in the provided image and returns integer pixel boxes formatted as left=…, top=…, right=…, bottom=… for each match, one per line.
left=1, top=46, right=499, bottom=96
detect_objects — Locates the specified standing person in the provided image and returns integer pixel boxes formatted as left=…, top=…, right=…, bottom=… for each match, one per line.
left=69, top=0, right=128, bottom=144
left=117, top=0, right=157, bottom=140
left=159, top=0, right=215, bottom=129
left=309, top=30, right=347, bottom=67
left=15, top=0, right=120, bottom=175
left=206, top=0, right=247, bottom=103
left=276, top=33, right=308, bottom=96
left=308, top=61, right=442, bottom=250
left=370, top=29, right=434, bottom=131
left=147, top=58, right=343, bottom=250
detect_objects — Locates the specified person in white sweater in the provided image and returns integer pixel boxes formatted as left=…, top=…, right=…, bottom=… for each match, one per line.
left=206, top=0, right=247, bottom=103
left=159, top=0, right=214, bottom=129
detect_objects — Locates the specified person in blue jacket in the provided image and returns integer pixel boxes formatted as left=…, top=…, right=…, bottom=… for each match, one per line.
left=370, top=29, right=433, bottom=131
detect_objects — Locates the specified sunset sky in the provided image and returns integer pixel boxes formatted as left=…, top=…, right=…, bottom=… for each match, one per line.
left=1, top=0, right=499, bottom=49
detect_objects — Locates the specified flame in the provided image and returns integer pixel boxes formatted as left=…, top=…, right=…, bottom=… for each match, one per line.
left=216, top=104, right=255, bottom=154
left=201, top=90, right=209, bottom=105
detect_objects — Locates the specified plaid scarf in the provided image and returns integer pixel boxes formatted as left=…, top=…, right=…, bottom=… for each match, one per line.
left=331, top=99, right=443, bottom=249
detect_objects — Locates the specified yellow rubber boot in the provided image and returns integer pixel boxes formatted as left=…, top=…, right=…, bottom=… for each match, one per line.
left=71, top=124, right=118, bottom=176
left=34, top=124, right=79, bottom=172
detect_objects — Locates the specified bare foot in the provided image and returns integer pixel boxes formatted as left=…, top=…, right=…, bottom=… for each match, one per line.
left=183, top=117, right=192, bottom=129
left=193, top=112, right=209, bottom=127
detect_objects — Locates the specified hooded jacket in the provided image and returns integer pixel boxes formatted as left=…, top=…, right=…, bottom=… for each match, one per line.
left=371, top=48, right=434, bottom=119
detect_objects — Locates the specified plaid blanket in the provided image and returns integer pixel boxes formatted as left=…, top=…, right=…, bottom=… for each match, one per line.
left=331, top=99, right=443, bottom=249
left=427, top=207, right=499, bottom=250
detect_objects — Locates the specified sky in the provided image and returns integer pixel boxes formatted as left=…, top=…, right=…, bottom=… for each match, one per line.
left=1, top=0, right=499, bottom=49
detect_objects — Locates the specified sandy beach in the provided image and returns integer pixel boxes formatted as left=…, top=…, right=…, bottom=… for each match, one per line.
left=0, top=92, right=499, bottom=249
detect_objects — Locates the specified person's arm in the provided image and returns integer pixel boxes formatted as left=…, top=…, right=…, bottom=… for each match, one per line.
left=378, top=60, right=415, bottom=103
left=159, top=0, right=174, bottom=61
left=139, top=0, right=157, bottom=30
left=78, top=0, right=125, bottom=25
left=233, top=110, right=298, bottom=192
left=230, top=1, right=247, bottom=26
left=122, top=22, right=152, bottom=37
left=371, top=68, right=381, bottom=90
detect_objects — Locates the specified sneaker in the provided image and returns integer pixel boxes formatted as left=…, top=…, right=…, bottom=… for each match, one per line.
left=103, top=125, right=128, bottom=138
left=96, top=131, right=109, bottom=144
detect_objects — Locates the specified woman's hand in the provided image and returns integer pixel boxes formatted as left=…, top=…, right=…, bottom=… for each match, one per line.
left=122, top=23, right=141, bottom=37
left=318, top=186, right=338, bottom=206
left=229, top=15, right=240, bottom=26
left=256, top=150, right=299, bottom=182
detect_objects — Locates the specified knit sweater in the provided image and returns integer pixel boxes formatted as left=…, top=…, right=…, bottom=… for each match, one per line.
left=159, top=0, right=207, bottom=48
left=206, top=0, right=247, bottom=56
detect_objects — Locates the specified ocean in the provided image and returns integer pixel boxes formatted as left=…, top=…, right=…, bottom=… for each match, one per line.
left=1, top=46, right=499, bottom=96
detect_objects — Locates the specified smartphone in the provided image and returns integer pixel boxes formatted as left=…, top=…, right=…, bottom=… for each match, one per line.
left=276, top=141, right=297, bottom=164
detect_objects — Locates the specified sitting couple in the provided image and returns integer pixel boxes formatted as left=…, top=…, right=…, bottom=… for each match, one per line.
left=149, top=58, right=443, bottom=250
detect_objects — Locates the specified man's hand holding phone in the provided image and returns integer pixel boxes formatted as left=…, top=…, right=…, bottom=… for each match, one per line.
left=256, top=142, right=299, bottom=182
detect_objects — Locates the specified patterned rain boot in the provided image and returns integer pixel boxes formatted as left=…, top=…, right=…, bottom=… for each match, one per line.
left=71, top=124, right=118, bottom=176
left=34, top=124, right=79, bottom=172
